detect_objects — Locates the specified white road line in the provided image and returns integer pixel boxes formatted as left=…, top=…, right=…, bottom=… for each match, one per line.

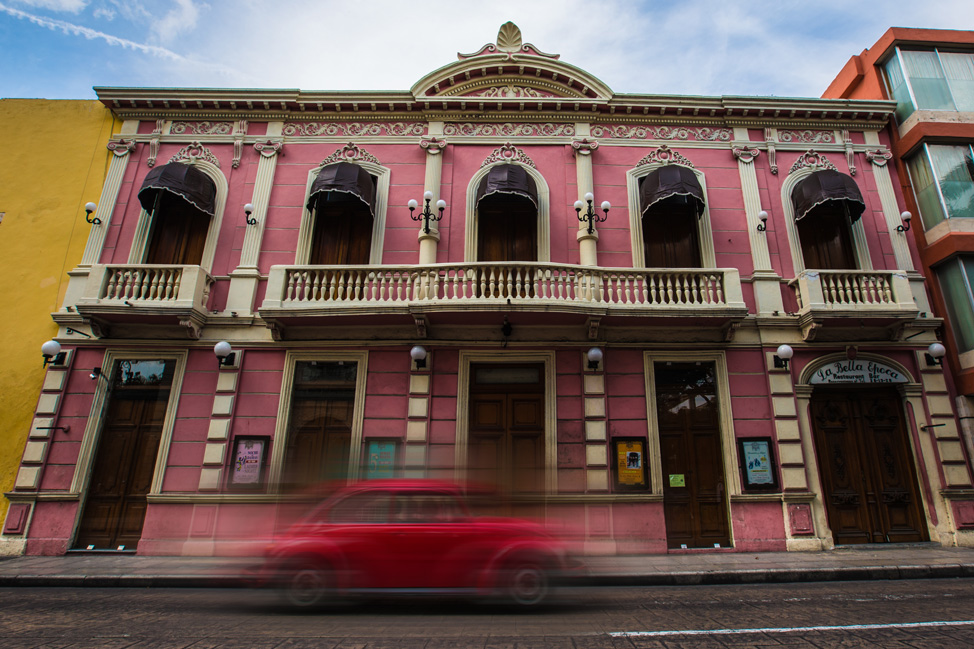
left=609, top=620, right=974, bottom=637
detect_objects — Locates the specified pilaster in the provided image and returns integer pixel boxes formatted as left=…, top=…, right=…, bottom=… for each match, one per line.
left=418, top=132, right=446, bottom=265
left=573, top=135, right=599, bottom=266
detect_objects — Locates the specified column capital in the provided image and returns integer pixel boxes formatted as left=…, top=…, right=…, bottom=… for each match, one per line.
left=106, top=139, right=136, bottom=157
left=254, top=139, right=284, bottom=158
left=732, top=145, right=760, bottom=164
left=420, top=137, right=447, bottom=154
left=571, top=138, right=599, bottom=156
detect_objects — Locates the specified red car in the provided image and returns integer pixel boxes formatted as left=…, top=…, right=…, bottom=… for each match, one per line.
left=254, top=479, right=577, bottom=608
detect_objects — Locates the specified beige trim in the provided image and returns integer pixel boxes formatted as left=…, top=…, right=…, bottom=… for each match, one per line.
left=464, top=163, right=551, bottom=262
left=643, top=351, right=740, bottom=504
left=454, top=350, right=557, bottom=494
left=780, top=167, right=872, bottom=274
left=266, top=351, right=369, bottom=487
left=128, top=159, right=228, bottom=273
left=296, top=162, right=390, bottom=265
left=626, top=164, right=717, bottom=268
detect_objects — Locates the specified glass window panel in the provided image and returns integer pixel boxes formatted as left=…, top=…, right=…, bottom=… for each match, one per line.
left=906, top=150, right=947, bottom=229
left=941, top=51, right=974, bottom=112
left=929, top=145, right=974, bottom=219
left=883, top=55, right=916, bottom=122
left=935, top=258, right=974, bottom=353
left=902, top=50, right=956, bottom=110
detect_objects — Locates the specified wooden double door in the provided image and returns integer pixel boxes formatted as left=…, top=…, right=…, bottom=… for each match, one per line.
left=468, top=365, right=545, bottom=510
left=76, top=384, right=169, bottom=550
left=811, top=389, right=928, bottom=544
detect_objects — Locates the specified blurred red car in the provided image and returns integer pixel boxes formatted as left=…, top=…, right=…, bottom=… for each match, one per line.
left=253, top=479, right=577, bottom=608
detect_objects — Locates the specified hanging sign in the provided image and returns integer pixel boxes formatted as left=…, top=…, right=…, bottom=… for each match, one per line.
left=809, top=360, right=907, bottom=385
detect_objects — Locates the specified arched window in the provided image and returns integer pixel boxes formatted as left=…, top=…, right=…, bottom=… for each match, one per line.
left=791, top=170, right=865, bottom=270
left=305, top=162, right=377, bottom=265
left=639, top=165, right=706, bottom=268
left=475, top=164, right=539, bottom=262
left=136, top=163, right=216, bottom=266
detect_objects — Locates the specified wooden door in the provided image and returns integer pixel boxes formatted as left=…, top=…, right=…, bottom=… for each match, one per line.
left=468, top=365, right=545, bottom=516
left=642, top=197, right=702, bottom=268
left=309, top=201, right=373, bottom=265
left=76, top=388, right=169, bottom=550
left=477, top=194, right=538, bottom=262
left=283, top=394, right=354, bottom=489
left=655, top=363, right=730, bottom=548
left=811, top=389, right=927, bottom=544
left=145, top=194, right=209, bottom=265
left=797, top=205, right=857, bottom=270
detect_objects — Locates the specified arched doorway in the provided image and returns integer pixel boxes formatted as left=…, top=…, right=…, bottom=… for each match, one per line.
left=806, top=358, right=928, bottom=544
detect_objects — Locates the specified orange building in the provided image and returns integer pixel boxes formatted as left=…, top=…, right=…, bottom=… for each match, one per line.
left=825, top=28, right=974, bottom=464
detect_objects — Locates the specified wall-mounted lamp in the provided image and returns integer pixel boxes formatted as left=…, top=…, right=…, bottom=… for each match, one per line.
left=244, top=203, right=257, bottom=225
left=586, top=347, right=604, bottom=371
left=575, top=192, right=610, bottom=235
left=896, top=210, right=912, bottom=233
left=214, top=341, right=237, bottom=367
left=84, top=202, right=100, bottom=225
left=41, top=340, right=66, bottom=367
left=773, top=344, right=794, bottom=370
left=408, top=191, right=447, bottom=234
left=925, top=342, right=946, bottom=367
left=89, top=367, right=109, bottom=385
left=410, top=345, right=428, bottom=370
left=756, top=210, right=769, bottom=232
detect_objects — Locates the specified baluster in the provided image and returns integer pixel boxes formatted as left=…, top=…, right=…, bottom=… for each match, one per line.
left=310, top=271, right=320, bottom=302
left=169, top=270, right=181, bottom=301
left=690, top=273, right=701, bottom=304
left=881, top=277, right=893, bottom=303
left=664, top=275, right=674, bottom=304
left=148, top=269, right=161, bottom=300
left=714, top=275, right=724, bottom=304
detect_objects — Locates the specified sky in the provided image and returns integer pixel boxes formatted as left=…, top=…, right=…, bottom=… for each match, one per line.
left=1, top=0, right=973, bottom=101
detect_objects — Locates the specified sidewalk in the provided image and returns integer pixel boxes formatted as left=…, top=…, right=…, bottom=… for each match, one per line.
left=2, top=544, right=974, bottom=588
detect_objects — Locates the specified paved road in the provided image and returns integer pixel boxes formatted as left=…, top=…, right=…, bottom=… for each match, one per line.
left=2, top=580, right=974, bottom=647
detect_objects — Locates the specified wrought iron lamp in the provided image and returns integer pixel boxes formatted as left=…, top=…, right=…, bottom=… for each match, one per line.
left=574, top=193, right=610, bottom=235
left=41, top=340, right=66, bottom=367
left=244, top=203, right=257, bottom=225
left=897, top=211, right=912, bottom=232
left=408, top=191, right=447, bottom=234
left=773, top=344, right=794, bottom=370
left=926, top=342, right=946, bottom=366
left=84, top=202, right=100, bottom=225
left=756, top=210, right=769, bottom=232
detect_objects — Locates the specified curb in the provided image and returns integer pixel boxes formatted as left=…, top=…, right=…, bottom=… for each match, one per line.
left=4, top=565, right=974, bottom=589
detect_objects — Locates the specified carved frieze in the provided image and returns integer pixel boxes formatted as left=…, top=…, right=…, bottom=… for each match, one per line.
left=481, top=142, right=536, bottom=168
left=171, top=121, right=233, bottom=135
left=789, top=150, right=837, bottom=175
left=778, top=129, right=835, bottom=144
left=635, top=145, right=694, bottom=168
left=282, top=122, right=426, bottom=137
left=169, top=141, right=221, bottom=168
left=463, top=86, right=556, bottom=98
left=443, top=123, right=574, bottom=137
left=591, top=125, right=732, bottom=141
left=319, top=143, right=380, bottom=166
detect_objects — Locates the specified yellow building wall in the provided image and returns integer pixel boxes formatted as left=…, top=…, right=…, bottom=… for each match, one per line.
left=0, top=100, right=116, bottom=537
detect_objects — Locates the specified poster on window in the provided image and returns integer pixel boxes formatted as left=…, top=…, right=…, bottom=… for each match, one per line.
left=613, top=438, right=648, bottom=491
left=738, top=438, right=779, bottom=491
left=366, top=440, right=398, bottom=479
left=229, top=437, right=268, bottom=489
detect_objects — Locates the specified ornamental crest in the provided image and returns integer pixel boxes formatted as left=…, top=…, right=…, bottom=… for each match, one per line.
left=481, top=142, right=536, bottom=168
left=169, top=141, right=221, bottom=168
left=282, top=122, right=426, bottom=137
left=171, top=121, right=233, bottom=135
left=465, top=86, right=556, bottom=98
left=319, top=143, right=380, bottom=166
left=635, top=145, right=694, bottom=168
left=458, top=22, right=560, bottom=60
left=789, top=150, right=837, bottom=174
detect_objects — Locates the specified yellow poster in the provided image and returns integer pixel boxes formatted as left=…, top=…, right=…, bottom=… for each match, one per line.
left=616, top=440, right=646, bottom=487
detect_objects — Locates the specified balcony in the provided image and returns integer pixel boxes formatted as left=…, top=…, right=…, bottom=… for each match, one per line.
left=71, top=264, right=214, bottom=338
left=788, top=270, right=920, bottom=341
left=259, top=262, right=748, bottom=335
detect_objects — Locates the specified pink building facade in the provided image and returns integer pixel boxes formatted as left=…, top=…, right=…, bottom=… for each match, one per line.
left=5, top=24, right=974, bottom=556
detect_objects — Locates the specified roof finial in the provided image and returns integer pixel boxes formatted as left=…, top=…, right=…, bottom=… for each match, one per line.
left=496, top=22, right=522, bottom=52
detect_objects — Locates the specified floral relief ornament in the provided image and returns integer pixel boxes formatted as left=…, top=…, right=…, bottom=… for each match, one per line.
left=788, top=150, right=837, bottom=175
left=481, top=142, right=536, bottom=168
left=169, top=141, right=221, bottom=168
left=170, top=121, right=233, bottom=136
left=635, top=145, right=694, bottom=168
left=319, top=143, right=380, bottom=166
left=282, top=122, right=425, bottom=137
left=591, top=125, right=732, bottom=142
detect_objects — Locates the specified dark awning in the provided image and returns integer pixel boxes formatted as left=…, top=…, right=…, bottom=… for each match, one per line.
left=639, top=165, right=705, bottom=216
left=306, top=162, right=376, bottom=216
left=791, top=170, right=865, bottom=223
left=137, top=163, right=217, bottom=217
left=476, top=164, right=538, bottom=209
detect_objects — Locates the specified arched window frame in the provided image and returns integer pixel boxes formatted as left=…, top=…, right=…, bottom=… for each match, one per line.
left=464, top=162, right=550, bottom=262
left=296, top=161, right=390, bottom=265
left=780, top=167, right=873, bottom=274
left=128, top=159, right=227, bottom=273
left=626, top=164, right=716, bottom=268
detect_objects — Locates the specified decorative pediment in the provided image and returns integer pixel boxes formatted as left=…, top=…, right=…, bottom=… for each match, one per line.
left=169, top=141, right=220, bottom=168
left=411, top=22, right=613, bottom=101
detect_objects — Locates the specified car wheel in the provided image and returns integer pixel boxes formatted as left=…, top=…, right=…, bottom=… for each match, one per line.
left=505, top=562, right=549, bottom=607
left=279, top=561, right=331, bottom=609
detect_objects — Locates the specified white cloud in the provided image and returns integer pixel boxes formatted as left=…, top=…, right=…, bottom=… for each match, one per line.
left=9, top=0, right=87, bottom=12
left=92, top=6, right=113, bottom=20
left=149, top=0, right=203, bottom=45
